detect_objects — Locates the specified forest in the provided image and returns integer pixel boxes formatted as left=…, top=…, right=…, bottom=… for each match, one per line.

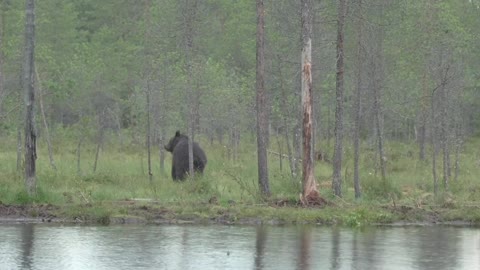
left=0, top=0, right=480, bottom=225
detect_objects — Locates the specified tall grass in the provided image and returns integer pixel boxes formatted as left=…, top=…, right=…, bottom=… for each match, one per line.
left=1, top=131, right=480, bottom=209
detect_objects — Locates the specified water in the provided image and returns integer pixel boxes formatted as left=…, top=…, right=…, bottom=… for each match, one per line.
left=0, top=224, right=479, bottom=270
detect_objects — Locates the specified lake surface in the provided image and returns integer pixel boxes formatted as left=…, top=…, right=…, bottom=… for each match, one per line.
left=0, top=223, right=479, bottom=270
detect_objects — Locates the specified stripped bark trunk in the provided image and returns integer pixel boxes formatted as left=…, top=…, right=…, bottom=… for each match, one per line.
left=34, top=63, right=56, bottom=171
left=23, top=0, right=36, bottom=196
left=332, top=0, right=347, bottom=197
left=300, top=0, right=319, bottom=205
left=256, top=0, right=270, bottom=196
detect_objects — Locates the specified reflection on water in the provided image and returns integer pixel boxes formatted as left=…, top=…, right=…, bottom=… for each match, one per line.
left=0, top=223, right=479, bottom=270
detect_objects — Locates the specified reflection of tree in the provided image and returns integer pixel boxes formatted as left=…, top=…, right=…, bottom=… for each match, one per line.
left=352, top=230, right=359, bottom=269
left=254, top=226, right=267, bottom=270
left=21, top=224, right=35, bottom=269
left=330, top=227, right=340, bottom=270
left=297, top=227, right=311, bottom=270
left=415, top=227, right=459, bottom=270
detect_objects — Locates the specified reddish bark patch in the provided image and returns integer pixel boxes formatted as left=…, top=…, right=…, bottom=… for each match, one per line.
left=300, top=191, right=328, bottom=207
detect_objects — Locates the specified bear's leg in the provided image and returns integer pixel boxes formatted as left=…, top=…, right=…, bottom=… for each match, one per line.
left=172, top=165, right=177, bottom=180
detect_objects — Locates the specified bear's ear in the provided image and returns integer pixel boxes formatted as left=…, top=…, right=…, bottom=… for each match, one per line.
left=175, top=130, right=180, bottom=137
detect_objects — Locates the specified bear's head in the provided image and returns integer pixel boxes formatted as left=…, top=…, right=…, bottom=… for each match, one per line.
left=164, top=131, right=187, bottom=152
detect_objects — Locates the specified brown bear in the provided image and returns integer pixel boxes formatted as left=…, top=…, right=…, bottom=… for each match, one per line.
left=164, top=131, right=207, bottom=181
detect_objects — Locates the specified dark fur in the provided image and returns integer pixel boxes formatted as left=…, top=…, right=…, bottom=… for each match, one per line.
left=165, top=131, right=207, bottom=181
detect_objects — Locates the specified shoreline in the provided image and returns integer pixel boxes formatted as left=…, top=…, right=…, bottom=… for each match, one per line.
left=0, top=201, right=478, bottom=227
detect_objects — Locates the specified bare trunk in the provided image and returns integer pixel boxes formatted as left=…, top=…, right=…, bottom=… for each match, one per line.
left=0, top=5, right=5, bottom=115
left=93, top=128, right=104, bottom=173
left=373, top=85, right=386, bottom=182
left=277, top=55, right=296, bottom=179
left=300, top=0, right=319, bottom=205
left=35, top=63, right=56, bottom=171
left=440, top=81, right=449, bottom=190
left=183, top=0, right=197, bottom=179
left=144, top=0, right=153, bottom=182
left=353, top=0, right=363, bottom=200
left=158, top=128, right=165, bottom=172
left=332, top=0, right=347, bottom=197
left=146, top=80, right=153, bottom=182
left=418, top=70, right=428, bottom=161
left=17, top=127, right=22, bottom=172
left=256, top=0, right=270, bottom=196
left=431, top=95, right=438, bottom=195
left=23, top=0, right=36, bottom=196
left=276, top=130, right=283, bottom=171
left=76, top=137, right=83, bottom=175
left=374, top=1, right=387, bottom=184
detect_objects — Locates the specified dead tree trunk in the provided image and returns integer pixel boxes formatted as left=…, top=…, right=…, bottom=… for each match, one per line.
left=300, top=0, right=320, bottom=205
left=23, top=0, right=37, bottom=196
left=256, top=0, right=270, bottom=196
left=332, top=0, right=347, bottom=198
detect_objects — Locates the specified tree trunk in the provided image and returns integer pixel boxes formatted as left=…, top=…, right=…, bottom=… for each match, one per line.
left=439, top=67, right=449, bottom=190
left=144, top=0, right=153, bottom=182
left=300, top=0, right=320, bottom=205
left=0, top=4, right=5, bottom=115
left=256, top=0, right=270, bottom=197
left=23, top=0, right=36, bottom=196
left=17, top=127, right=22, bottom=172
left=353, top=0, right=363, bottom=200
left=35, top=63, right=56, bottom=171
left=332, top=0, right=347, bottom=198
left=158, top=128, right=165, bottom=172
left=418, top=70, right=428, bottom=161
left=373, top=0, right=387, bottom=184
left=277, top=55, right=296, bottom=179
left=431, top=94, right=438, bottom=195
left=76, top=137, right=83, bottom=175
left=183, top=0, right=197, bottom=179
left=93, top=128, right=104, bottom=173
left=146, top=79, right=153, bottom=182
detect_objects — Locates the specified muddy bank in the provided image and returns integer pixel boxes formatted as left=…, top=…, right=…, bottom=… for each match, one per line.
left=0, top=201, right=477, bottom=227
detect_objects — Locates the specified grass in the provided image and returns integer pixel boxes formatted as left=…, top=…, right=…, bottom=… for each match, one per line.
left=1, top=130, right=480, bottom=226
